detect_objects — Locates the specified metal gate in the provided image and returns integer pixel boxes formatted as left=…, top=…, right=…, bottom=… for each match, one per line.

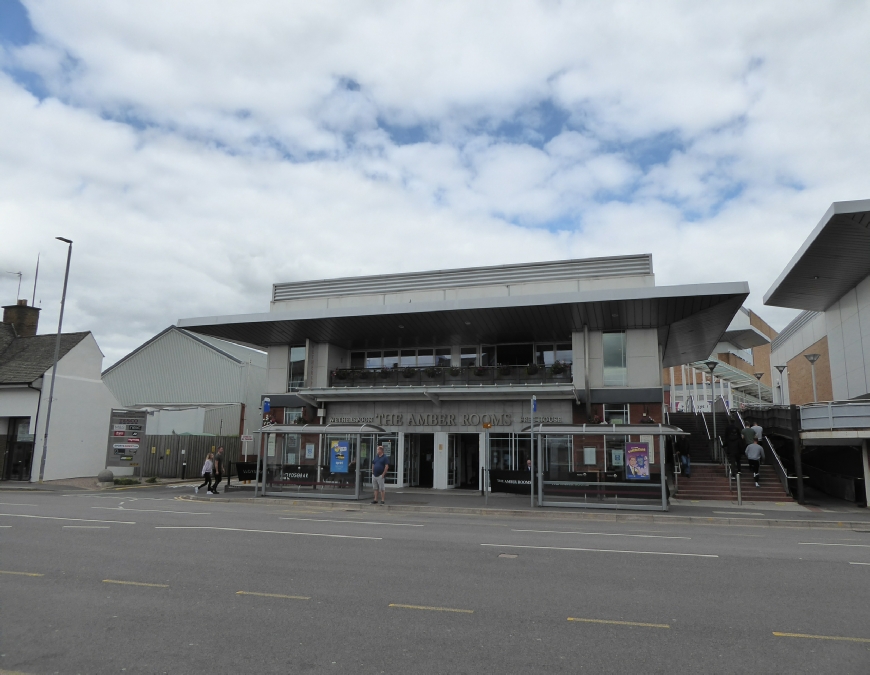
left=138, top=436, right=241, bottom=479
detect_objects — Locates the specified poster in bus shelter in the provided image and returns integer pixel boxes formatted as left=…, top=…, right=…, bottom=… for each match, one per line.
left=330, top=440, right=349, bottom=473
left=624, top=442, right=650, bottom=480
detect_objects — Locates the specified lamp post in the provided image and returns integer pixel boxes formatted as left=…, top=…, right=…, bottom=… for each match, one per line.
left=775, top=365, right=787, bottom=405
left=804, top=354, right=820, bottom=403
left=704, top=361, right=718, bottom=460
left=753, top=372, right=764, bottom=404
left=37, top=237, right=73, bottom=483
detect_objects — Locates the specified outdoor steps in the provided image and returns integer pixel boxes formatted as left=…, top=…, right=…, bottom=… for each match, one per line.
left=674, top=464, right=791, bottom=502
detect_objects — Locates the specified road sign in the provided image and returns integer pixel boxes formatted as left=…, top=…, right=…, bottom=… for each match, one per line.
left=241, top=434, right=254, bottom=442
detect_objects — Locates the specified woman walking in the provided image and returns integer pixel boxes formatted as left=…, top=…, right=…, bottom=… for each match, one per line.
left=196, top=452, right=214, bottom=495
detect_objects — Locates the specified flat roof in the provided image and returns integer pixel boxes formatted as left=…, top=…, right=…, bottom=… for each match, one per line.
left=764, top=199, right=870, bottom=311
left=178, top=281, right=749, bottom=368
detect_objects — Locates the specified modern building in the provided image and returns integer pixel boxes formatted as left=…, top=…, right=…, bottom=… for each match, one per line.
left=0, top=300, right=119, bottom=482
left=765, top=198, right=870, bottom=405
left=102, top=326, right=267, bottom=441
left=178, top=254, right=748, bottom=495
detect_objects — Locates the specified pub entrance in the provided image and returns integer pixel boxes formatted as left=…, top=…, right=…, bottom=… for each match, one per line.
left=404, top=433, right=434, bottom=488
left=448, top=434, right=480, bottom=489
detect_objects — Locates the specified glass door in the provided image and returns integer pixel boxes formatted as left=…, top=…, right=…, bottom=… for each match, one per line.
left=447, top=435, right=459, bottom=487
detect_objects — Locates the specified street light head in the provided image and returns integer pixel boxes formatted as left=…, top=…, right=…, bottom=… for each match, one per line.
left=56, top=237, right=72, bottom=244
left=753, top=372, right=764, bottom=380
left=704, top=360, right=717, bottom=374
left=775, top=365, right=786, bottom=374
left=804, top=353, right=820, bottom=364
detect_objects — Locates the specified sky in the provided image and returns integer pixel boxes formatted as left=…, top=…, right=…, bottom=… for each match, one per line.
left=1, top=0, right=868, bottom=366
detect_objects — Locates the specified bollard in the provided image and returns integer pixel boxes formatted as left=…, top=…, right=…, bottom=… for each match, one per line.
left=181, top=462, right=186, bottom=480
left=736, top=472, right=742, bottom=506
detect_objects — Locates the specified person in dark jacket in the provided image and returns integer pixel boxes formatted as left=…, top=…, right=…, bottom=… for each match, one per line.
left=725, top=421, right=743, bottom=478
left=677, top=435, right=691, bottom=478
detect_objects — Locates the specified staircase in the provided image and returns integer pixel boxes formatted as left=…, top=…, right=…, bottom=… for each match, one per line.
left=674, top=464, right=790, bottom=502
left=668, top=412, right=717, bottom=463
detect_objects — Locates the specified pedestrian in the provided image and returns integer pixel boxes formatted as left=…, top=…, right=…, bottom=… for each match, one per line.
left=212, top=446, right=225, bottom=494
left=677, top=435, right=691, bottom=478
left=740, top=419, right=757, bottom=447
left=751, top=421, right=764, bottom=445
left=745, top=440, right=765, bottom=487
left=725, top=421, right=742, bottom=478
left=371, top=445, right=389, bottom=505
left=639, top=410, right=654, bottom=424
left=196, top=452, right=214, bottom=495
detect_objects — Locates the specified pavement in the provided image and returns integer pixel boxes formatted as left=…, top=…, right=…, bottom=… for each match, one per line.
left=1, top=487, right=870, bottom=673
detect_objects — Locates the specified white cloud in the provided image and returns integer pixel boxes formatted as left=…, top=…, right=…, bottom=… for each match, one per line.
left=1, top=0, right=869, bottom=364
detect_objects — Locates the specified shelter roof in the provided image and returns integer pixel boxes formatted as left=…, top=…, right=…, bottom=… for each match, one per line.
left=764, top=199, right=870, bottom=311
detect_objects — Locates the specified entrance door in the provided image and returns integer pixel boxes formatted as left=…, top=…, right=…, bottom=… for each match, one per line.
left=449, top=434, right=480, bottom=489
left=2, top=418, right=35, bottom=482
left=405, top=434, right=434, bottom=488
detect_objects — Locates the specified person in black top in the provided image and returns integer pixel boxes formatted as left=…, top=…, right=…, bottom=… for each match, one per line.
left=371, top=445, right=390, bottom=505
left=212, top=446, right=225, bottom=494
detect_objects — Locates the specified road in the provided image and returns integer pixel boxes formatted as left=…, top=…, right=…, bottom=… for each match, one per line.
left=1, top=486, right=869, bottom=674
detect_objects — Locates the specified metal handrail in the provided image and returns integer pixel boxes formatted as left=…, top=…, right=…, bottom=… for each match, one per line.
left=764, top=436, right=792, bottom=497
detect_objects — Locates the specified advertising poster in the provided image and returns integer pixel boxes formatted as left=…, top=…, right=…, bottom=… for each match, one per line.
left=305, top=443, right=315, bottom=460
left=624, top=442, right=650, bottom=480
left=330, top=440, right=350, bottom=473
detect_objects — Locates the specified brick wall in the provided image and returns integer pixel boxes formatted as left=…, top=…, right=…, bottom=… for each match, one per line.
left=786, top=336, right=833, bottom=405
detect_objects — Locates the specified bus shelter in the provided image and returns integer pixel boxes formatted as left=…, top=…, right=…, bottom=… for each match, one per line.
left=516, top=423, right=689, bottom=511
left=254, top=423, right=386, bottom=500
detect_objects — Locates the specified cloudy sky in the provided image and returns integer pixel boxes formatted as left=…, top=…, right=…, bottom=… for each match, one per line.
left=1, top=1, right=868, bottom=366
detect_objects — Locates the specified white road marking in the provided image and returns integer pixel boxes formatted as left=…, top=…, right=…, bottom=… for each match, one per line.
left=0, top=525, right=10, bottom=528
left=713, top=511, right=765, bottom=516
left=63, top=525, right=110, bottom=529
left=92, top=507, right=210, bottom=515
left=849, top=562, right=870, bottom=565
left=0, top=502, right=39, bottom=507
left=155, top=526, right=381, bottom=540
left=481, top=544, right=718, bottom=558
left=0, top=514, right=135, bottom=524
left=279, top=517, right=422, bottom=527
left=799, top=542, right=870, bottom=548
left=511, top=529, right=689, bottom=540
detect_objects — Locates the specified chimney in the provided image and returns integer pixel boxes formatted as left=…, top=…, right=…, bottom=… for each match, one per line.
left=2, top=299, right=41, bottom=337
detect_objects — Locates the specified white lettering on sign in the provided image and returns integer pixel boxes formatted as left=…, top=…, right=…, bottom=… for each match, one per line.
left=113, top=443, right=140, bottom=450
left=520, top=416, right=563, bottom=423
left=328, top=416, right=375, bottom=424
left=240, top=435, right=253, bottom=442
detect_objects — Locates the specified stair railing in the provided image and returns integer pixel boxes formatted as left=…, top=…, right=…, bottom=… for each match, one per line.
left=735, top=409, right=791, bottom=497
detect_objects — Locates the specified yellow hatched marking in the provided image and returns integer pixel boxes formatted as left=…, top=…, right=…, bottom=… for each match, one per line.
left=236, top=591, right=310, bottom=600
left=103, top=579, right=168, bottom=588
left=773, top=632, right=870, bottom=643
left=389, top=603, right=473, bottom=614
left=568, top=617, right=669, bottom=628
left=0, top=570, right=43, bottom=577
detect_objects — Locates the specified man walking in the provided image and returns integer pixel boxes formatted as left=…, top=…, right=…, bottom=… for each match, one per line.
left=212, top=446, right=225, bottom=494
left=745, top=439, right=765, bottom=487
left=751, top=421, right=764, bottom=445
left=740, top=420, right=757, bottom=448
left=371, top=445, right=389, bottom=505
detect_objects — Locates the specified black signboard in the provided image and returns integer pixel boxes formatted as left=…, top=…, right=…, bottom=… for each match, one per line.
left=489, top=470, right=532, bottom=494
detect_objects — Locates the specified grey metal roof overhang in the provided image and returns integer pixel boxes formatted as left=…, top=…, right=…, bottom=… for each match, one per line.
left=764, top=199, right=870, bottom=311
left=178, top=282, right=749, bottom=368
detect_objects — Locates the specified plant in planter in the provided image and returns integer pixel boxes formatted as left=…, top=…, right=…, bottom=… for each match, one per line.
left=474, top=366, right=487, bottom=377
left=378, top=368, right=393, bottom=379
left=449, top=366, right=462, bottom=377
left=424, top=367, right=440, bottom=378
left=357, top=369, right=371, bottom=380
left=402, top=367, right=417, bottom=378
left=551, top=361, right=567, bottom=375
left=334, top=369, right=349, bottom=381
left=526, top=363, right=540, bottom=376
left=498, top=365, right=511, bottom=376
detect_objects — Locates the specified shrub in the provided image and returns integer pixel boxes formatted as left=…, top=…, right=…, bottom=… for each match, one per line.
left=113, top=478, right=140, bottom=485
left=145, top=476, right=157, bottom=484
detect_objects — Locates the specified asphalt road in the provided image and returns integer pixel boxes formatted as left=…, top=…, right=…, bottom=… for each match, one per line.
left=1, top=487, right=869, bottom=674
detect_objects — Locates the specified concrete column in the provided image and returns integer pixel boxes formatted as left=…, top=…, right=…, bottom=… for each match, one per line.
left=863, top=439, right=870, bottom=507
left=669, top=367, right=676, bottom=412
left=681, top=365, right=688, bottom=411
left=691, top=368, right=698, bottom=411
left=479, top=431, right=487, bottom=491
left=397, top=432, right=406, bottom=487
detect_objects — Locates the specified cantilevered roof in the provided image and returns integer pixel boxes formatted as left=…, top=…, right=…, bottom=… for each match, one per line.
left=179, top=281, right=749, bottom=368
left=764, top=199, right=870, bottom=311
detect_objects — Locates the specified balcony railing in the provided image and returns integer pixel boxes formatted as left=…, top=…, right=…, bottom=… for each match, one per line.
left=329, top=364, right=573, bottom=388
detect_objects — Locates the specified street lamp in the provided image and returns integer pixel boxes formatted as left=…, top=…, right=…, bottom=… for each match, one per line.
left=704, top=361, right=719, bottom=459
left=775, top=365, right=787, bottom=405
left=804, top=354, right=820, bottom=403
left=753, top=372, right=764, bottom=404
left=37, top=237, right=73, bottom=483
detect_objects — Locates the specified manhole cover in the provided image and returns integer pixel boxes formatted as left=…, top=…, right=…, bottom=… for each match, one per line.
left=498, top=553, right=518, bottom=559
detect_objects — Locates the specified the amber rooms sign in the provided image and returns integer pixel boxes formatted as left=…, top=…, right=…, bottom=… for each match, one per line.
left=328, top=412, right=562, bottom=428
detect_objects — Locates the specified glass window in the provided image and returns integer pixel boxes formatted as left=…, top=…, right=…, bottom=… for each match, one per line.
left=489, top=434, right=512, bottom=471
left=365, top=351, right=382, bottom=369
left=480, top=345, right=495, bottom=367
left=603, top=404, right=628, bottom=424
left=536, top=344, right=555, bottom=366
left=383, top=350, right=399, bottom=369
left=416, top=349, right=435, bottom=367
left=284, top=407, right=303, bottom=424
left=497, top=343, right=533, bottom=366
left=603, top=331, right=627, bottom=386
left=350, top=352, right=365, bottom=369
left=400, top=350, right=416, bottom=367
left=288, top=345, right=306, bottom=389
left=435, top=348, right=451, bottom=367
left=555, top=343, right=573, bottom=364
left=461, top=347, right=477, bottom=367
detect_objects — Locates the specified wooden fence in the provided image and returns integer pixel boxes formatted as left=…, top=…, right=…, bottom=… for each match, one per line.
left=137, top=436, right=241, bottom=479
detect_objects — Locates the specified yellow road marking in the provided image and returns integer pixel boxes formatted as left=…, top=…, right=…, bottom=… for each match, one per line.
left=568, top=618, right=669, bottom=628
left=236, top=591, right=310, bottom=600
left=389, top=603, right=473, bottom=614
left=103, top=579, right=168, bottom=588
left=773, top=632, right=870, bottom=643
left=0, top=570, right=43, bottom=577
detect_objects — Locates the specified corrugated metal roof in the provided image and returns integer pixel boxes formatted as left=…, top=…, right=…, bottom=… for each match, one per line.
left=273, top=255, right=653, bottom=301
left=764, top=200, right=870, bottom=311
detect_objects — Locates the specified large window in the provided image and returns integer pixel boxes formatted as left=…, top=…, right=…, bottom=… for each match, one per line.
left=602, top=331, right=627, bottom=386
left=351, top=347, right=452, bottom=368
left=288, top=346, right=306, bottom=390
left=536, top=342, right=573, bottom=366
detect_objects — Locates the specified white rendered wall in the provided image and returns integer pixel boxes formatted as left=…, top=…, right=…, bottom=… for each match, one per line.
left=266, top=345, right=289, bottom=393
left=35, top=335, right=120, bottom=481
left=626, top=329, right=660, bottom=387
left=0, top=388, right=40, bottom=426
left=825, top=273, right=870, bottom=400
